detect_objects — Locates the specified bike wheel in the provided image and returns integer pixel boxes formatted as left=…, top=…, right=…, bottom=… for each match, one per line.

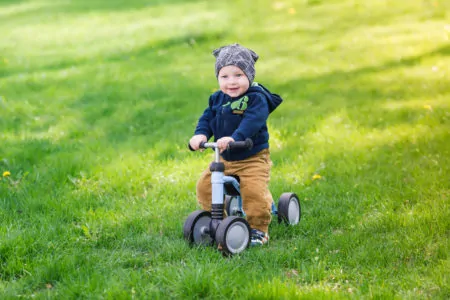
left=215, top=216, right=250, bottom=255
left=277, top=193, right=301, bottom=225
left=225, top=195, right=241, bottom=216
left=183, top=210, right=213, bottom=245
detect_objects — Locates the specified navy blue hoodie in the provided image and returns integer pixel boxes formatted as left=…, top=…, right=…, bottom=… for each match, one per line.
left=194, top=83, right=283, bottom=161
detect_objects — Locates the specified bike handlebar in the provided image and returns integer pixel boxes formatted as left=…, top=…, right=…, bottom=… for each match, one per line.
left=200, top=138, right=253, bottom=150
left=188, top=138, right=253, bottom=151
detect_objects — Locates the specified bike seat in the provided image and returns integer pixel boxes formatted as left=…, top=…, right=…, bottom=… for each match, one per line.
left=224, top=175, right=240, bottom=196
left=230, top=175, right=240, bottom=183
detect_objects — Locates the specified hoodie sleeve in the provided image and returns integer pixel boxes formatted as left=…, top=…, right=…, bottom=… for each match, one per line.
left=231, top=93, right=269, bottom=141
left=194, top=95, right=214, bottom=139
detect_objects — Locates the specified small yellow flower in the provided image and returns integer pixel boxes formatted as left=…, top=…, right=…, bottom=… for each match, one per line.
left=3, top=171, right=11, bottom=177
left=312, top=174, right=322, bottom=180
left=423, top=104, right=432, bottom=111
left=288, top=8, right=296, bottom=15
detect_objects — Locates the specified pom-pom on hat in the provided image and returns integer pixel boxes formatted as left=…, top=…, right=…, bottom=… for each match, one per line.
left=213, top=43, right=259, bottom=84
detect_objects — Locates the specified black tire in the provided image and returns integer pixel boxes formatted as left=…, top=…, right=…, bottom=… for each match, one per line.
left=277, top=193, right=301, bottom=225
left=224, top=195, right=241, bottom=216
left=215, top=216, right=250, bottom=255
left=183, top=210, right=213, bottom=246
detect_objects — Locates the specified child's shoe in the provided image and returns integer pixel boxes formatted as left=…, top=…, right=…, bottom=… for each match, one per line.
left=250, top=229, right=269, bottom=246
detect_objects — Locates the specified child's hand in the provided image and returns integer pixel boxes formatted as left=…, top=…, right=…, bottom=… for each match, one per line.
left=189, top=134, right=207, bottom=151
left=217, top=137, right=235, bottom=153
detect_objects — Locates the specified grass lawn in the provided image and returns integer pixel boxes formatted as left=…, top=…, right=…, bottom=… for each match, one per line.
left=1, top=0, right=449, bottom=298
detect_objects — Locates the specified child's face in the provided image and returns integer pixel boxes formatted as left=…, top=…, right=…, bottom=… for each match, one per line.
left=218, top=65, right=250, bottom=98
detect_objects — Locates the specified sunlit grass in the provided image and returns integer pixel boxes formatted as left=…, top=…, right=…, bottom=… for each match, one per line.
left=2, top=1, right=226, bottom=66
left=1, top=0, right=449, bottom=298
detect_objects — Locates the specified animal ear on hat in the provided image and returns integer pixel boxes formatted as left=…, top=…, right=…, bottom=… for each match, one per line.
left=212, top=46, right=225, bottom=58
left=248, top=49, right=259, bottom=62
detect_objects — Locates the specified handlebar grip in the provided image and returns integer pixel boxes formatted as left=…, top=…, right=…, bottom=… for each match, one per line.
left=188, top=142, right=207, bottom=151
left=228, top=138, right=253, bottom=150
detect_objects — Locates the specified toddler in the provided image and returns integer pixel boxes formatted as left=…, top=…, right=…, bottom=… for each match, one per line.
left=189, top=43, right=283, bottom=246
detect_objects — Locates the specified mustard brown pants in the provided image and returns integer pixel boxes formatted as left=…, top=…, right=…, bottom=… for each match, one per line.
left=196, top=149, right=273, bottom=233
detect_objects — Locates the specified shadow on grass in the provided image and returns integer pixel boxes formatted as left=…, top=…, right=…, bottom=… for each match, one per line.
left=300, top=129, right=448, bottom=266
left=0, top=29, right=226, bottom=79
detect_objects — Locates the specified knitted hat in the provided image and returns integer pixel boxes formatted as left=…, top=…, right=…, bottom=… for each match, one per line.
left=213, top=43, right=259, bottom=84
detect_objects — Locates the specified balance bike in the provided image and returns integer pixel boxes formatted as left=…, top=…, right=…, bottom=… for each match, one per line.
left=183, top=139, right=301, bottom=256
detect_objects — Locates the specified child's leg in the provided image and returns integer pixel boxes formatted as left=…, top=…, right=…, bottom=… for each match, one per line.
left=196, top=167, right=212, bottom=211
left=226, top=149, right=273, bottom=233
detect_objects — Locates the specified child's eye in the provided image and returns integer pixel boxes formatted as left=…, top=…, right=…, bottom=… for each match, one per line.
left=236, top=74, right=242, bottom=77
left=221, top=75, right=228, bottom=79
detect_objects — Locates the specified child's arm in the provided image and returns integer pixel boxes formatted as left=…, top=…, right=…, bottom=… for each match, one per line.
left=191, top=95, right=215, bottom=150
left=231, top=93, right=269, bottom=141
left=195, top=95, right=215, bottom=138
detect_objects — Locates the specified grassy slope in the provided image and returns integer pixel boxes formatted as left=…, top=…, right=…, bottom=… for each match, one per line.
left=0, top=0, right=449, bottom=298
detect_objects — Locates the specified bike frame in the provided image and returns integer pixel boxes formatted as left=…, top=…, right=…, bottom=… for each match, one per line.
left=202, top=141, right=277, bottom=221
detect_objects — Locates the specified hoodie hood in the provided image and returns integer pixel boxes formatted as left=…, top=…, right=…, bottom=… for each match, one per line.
left=247, top=83, right=283, bottom=113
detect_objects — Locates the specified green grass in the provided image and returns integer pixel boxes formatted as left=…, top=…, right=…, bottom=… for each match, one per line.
left=1, top=0, right=449, bottom=298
